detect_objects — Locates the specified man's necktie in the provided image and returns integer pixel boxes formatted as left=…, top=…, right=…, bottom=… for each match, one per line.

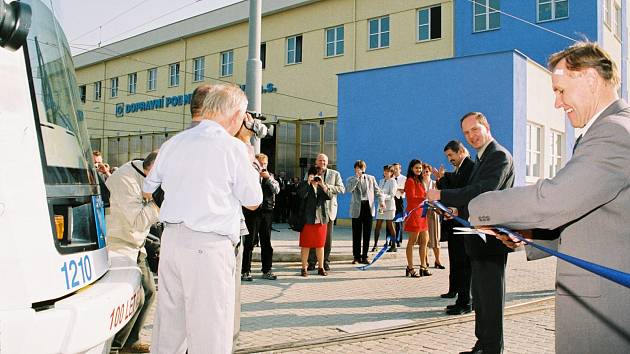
left=573, top=135, right=583, bottom=154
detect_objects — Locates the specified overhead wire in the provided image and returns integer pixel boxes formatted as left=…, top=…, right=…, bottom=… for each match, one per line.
left=68, top=0, right=153, bottom=43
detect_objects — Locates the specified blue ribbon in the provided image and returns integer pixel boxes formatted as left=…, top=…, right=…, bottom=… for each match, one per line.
left=427, top=200, right=630, bottom=289
left=357, top=236, right=392, bottom=270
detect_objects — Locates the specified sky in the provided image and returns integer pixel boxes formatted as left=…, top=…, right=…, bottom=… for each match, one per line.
left=50, top=0, right=242, bottom=55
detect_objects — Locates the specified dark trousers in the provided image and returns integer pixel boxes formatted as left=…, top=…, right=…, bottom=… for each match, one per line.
left=352, top=201, right=373, bottom=259
left=112, top=253, right=156, bottom=349
left=308, top=220, right=333, bottom=267
left=471, top=254, right=508, bottom=354
left=449, top=233, right=472, bottom=307
left=394, top=197, right=404, bottom=243
left=258, top=210, right=274, bottom=273
left=241, top=210, right=260, bottom=274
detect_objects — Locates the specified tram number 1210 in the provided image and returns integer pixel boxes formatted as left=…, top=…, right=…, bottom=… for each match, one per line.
left=60, top=255, right=93, bottom=290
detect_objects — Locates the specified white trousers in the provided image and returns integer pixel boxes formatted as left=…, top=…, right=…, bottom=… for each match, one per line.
left=151, top=224, right=235, bottom=354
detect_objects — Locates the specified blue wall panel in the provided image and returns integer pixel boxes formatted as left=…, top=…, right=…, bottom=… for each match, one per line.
left=455, top=0, right=598, bottom=67
left=336, top=51, right=519, bottom=219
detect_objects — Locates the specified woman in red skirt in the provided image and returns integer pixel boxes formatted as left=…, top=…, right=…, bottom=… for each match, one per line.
left=404, top=159, right=431, bottom=277
left=297, top=166, right=331, bottom=276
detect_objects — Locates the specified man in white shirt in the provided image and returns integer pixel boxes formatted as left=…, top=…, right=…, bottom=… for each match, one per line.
left=107, top=152, right=160, bottom=353
left=143, top=84, right=262, bottom=354
left=392, top=162, right=406, bottom=248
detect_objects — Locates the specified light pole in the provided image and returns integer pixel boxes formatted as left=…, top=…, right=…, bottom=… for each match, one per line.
left=245, top=0, right=262, bottom=154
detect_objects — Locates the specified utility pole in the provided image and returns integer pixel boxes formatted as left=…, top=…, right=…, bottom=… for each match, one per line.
left=245, top=0, right=262, bottom=154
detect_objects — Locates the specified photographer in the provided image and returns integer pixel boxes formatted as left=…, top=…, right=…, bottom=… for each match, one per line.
left=92, top=150, right=111, bottom=207
left=106, top=151, right=160, bottom=353
left=241, top=153, right=280, bottom=281
left=297, top=166, right=331, bottom=276
left=143, top=84, right=262, bottom=354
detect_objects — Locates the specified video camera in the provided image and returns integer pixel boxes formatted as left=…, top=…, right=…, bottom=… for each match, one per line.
left=244, top=111, right=274, bottom=139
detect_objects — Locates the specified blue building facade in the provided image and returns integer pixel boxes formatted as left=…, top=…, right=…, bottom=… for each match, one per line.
left=455, top=0, right=599, bottom=67
left=336, top=51, right=529, bottom=219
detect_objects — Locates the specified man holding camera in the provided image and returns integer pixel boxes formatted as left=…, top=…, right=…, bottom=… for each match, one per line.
left=106, top=152, right=160, bottom=353
left=307, top=153, right=345, bottom=271
left=143, top=84, right=262, bottom=354
left=241, top=153, right=280, bottom=281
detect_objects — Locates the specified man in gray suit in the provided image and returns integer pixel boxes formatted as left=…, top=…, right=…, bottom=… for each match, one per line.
left=427, top=112, right=514, bottom=354
left=469, top=42, right=630, bottom=353
left=347, top=160, right=384, bottom=264
left=308, top=153, right=345, bottom=271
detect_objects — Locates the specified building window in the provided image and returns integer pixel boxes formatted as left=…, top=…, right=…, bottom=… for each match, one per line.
left=549, top=130, right=563, bottom=177
left=147, top=68, right=157, bottom=91
left=94, top=81, right=101, bottom=101
left=128, top=72, right=137, bottom=95
left=220, top=50, right=233, bottom=77
left=193, top=56, right=205, bottom=82
left=526, top=123, right=542, bottom=178
left=326, top=25, right=344, bottom=57
left=276, top=121, right=297, bottom=178
left=286, top=35, right=303, bottom=64
left=604, top=0, right=612, bottom=26
left=323, top=120, right=337, bottom=169
left=260, top=43, right=266, bottom=69
left=300, top=122, right=321, bottom=165
left=79, top=85, right=86, bottom=103
left=473, top=0, right=500, bottom=32
left=418, top=5, right=442, bottom=41
left=613, top=2, right=622, bottom=38
left=538, top=0, right=568, bottom=22
left=368, top=16, right=390, bottom=49
left=169, top=63, right=180, bottom=87
left=110, top=77, right=118, bottom=98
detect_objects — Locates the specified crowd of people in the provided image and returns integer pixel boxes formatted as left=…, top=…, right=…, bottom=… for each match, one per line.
left=97, top=41, right=630, bottom=354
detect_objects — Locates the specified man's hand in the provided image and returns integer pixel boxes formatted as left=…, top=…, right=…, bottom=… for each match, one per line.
left=476, top=227, right=532, bottom=249
left=142, top=192, right=154, bottom=203
left=96, top=162, right=111, bottom=177
left=260, top=170, right=270, bottom=179
left=432, top=165, right=444, bottom=180
left=235, top=113, right=254, bottom=143
left=426, top=188, right=440, bottom=201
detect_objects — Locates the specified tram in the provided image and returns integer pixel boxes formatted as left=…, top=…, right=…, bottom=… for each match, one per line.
left=0, top=0, right=142, bottom=352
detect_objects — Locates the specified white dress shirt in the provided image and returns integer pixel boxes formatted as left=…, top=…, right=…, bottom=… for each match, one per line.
left=394, top=174, right=407, bottom=198
left=143, top=120, right=262, bottom=243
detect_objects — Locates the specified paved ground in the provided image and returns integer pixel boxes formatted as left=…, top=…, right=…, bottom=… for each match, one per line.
left=137, top=223, right=558, bottom=353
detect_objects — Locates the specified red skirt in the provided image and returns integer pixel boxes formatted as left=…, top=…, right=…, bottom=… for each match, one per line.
left=299, top=223, right=327, bottom=248
left=404, top=207, right=428, bottom=233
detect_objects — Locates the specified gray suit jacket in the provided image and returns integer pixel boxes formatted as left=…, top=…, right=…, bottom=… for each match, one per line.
left=346, top=174, right=382, bottom=218
left=468, top=99, right=630, bottom=353
left=321, top=168, right=345, bottom=221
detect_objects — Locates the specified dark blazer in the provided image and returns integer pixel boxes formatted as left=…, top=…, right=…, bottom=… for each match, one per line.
left=437, top=157, right=475, bottom=196
left=296, top=181, right=331, bottom=225
left=441, top=140, right=514, bottom=257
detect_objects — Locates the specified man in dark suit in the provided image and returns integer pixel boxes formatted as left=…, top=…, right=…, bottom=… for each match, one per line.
left=427, top=112, right=514, bottom=354
left=435, top=140, right=474, bottom=315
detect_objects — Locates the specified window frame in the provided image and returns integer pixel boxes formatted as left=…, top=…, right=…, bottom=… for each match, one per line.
left=417, top=5, right=442, bottom=42
left=613, top=2, right=622, bottom=39
left=536, top=0, right=569, bottom=23
left=548, top=129, right=563, bottom=178
left=169, top=63, right=180, bottom=87
left=368, top=15, right=390, bottom=50
left=94, top=81, right=101, bottom=101
left=193, top=56, right=205, bottom=82
left=526, top=122, right=543, bottom=179
left=473, top=0, right=501, bottom=33
left=325, top=25, right=344, bottom=57
left=78, top=85, right=86, bottom=103
left=286, top=35, right=303, bottom=65
left=604, top=0, right=612, bottom=27
left=220, top=50, right=234, bottom=77
left=127, top=72, right=137, bottom=95
left=110, top=77, right=118, bottom=98
left=147, top=68, right=157, bottom=91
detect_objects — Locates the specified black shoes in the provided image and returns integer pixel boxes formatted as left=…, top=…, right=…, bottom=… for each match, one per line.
left=352, top=258, right=360, bottom=264
left=434, top=263, right=446, bottom=269
left=359, top=257, right=370, bottom=264
left=300, top=268, right=308, bottom=277
left=405, top=267, right=419, bottom=278
left=261, top=272, right=277, bottom=280
left=419, top=266, right=432, bottom=276
left=459, top=348, right=483, bottom=354
left=324, top=263, right=330, bottom=271
left=317, top=268, right=328, bottom=276
left=446, top=305, right=472, bottom=315
left=241, top=272, right=253, bottom=281
left=307, top=264, right=316, bottom=271
left=440, top=292, right=457, bottom=298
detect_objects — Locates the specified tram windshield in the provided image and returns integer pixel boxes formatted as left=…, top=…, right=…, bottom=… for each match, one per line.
left=23, top=0, right=95, bottom=186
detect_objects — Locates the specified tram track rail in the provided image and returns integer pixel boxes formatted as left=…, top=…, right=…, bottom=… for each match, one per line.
left=234, top=296, right=555, bottom=353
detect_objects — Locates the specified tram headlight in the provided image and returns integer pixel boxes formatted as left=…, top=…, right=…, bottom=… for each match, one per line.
left=0, top=0, right=32, bottom=51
